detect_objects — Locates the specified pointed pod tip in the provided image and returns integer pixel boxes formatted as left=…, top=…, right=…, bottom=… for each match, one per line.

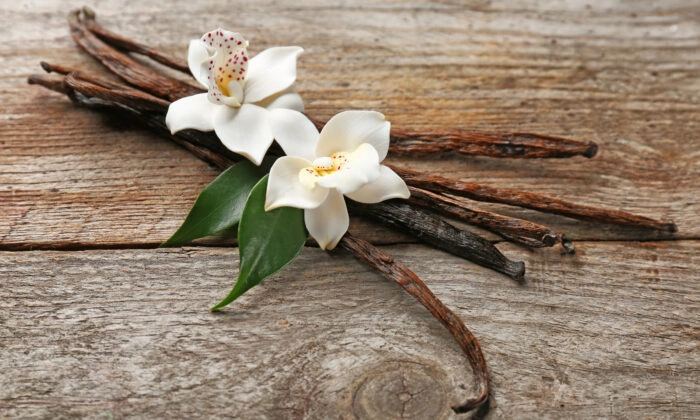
left=451, top=392, right=489, bottom=414
left=504, top=261, right=526, bottom=283
left=664, top=221, right=678, bottom=233
left=583, top=142, right=598, bottom=158
left=541, top=232, right=558, bottom=246
left=82, top=6, right=96, bottom=20
left=560, top=235, right=576, bottom=254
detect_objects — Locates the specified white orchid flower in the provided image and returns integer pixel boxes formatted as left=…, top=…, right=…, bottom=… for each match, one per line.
left=166, top=28, right=306, bottom=165
left=264, top=110, right=410, bottom=250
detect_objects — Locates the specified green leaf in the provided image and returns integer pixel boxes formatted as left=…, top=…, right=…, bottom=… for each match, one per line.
left=161, top=159, right=272, bottom=247
left=211, top=175, right=307, bottom=311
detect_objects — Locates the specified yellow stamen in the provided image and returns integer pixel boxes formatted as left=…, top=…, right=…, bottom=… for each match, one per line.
left=298, top=151, right=350, bottom=189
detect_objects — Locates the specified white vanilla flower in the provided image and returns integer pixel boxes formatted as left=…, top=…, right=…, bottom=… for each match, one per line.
left=166, top=28, right=306, bottom=165
left=264, top=110, right=410, bottom=250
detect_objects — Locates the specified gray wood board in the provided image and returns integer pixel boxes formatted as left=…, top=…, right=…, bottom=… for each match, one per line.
left=2, top=242, right=698, bottom=418
left=1, top=1, right=698, bottom=248
left=1, top=1, right=698, bottom=418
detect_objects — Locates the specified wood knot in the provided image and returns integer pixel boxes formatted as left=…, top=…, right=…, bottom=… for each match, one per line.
left=351, top=360, right=449, bottom=419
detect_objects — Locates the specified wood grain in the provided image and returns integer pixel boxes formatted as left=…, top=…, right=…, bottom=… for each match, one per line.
left=1, top=1, right=699, bottom=418
left=2, top=0, right=698, bottom=248
left=1, top=242, right=698, bottom=418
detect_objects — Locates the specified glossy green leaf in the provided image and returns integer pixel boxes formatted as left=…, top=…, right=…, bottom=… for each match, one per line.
left=161, top=159, right=272, bottom=247
left=211, top=175, right=307, bottom=311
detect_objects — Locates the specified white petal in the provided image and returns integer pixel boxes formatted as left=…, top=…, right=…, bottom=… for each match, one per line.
left=269, top=109, right=319, bottom=161
left=316, top=143, right=381, bottom=194
left=187, top=39, right=211, bottom=88
left=201, top=51, right=244, bottom=107
left=198, top=29, right=249, bottom=106
left=165, top=93, right=217, bottom=134
left=265, top=157, right=329, bottom=210
left=316, top=110, right=390, bottom=162
left=258, top=88, right=304, bottom=112
left=304, top=189, right=349, bottom=251
left=244, top=46, right=303, bottom=104
left=227, top=80, right=244, bottom=103
left=213, top=104, right=273, bottom=165
left=346, top=165, right=410, bottom=203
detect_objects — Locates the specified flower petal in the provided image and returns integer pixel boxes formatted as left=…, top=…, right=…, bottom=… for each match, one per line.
left=257, top=88, right=304, bottom=112
left=202, top=69, right=242, bottom=106
left=316, top=143, right=381, bottom=194
left=315, top=110, right=390, bottom=162
left=244, top=46, right=303, bottom=104
left=304, top=189, right=349, bottom=251
left=187, top=40, right=211, bottom=88
left=265, top=157, right=329, bottom=210
left=346, top=165, right=410, bottom=203
left=213, top=104, right=273, bottom=165
left=165, top=93, right=217, bottom=133
left=199, top=29, right=249, bottom=106
left=269, top=109, right=319, bottom=161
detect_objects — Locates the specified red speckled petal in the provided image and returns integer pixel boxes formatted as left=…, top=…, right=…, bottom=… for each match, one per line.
left=199, top=29, right=249, bottom=105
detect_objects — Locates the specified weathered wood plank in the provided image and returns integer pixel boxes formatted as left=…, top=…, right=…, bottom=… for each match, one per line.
left=1, top=241, right=698, bottom=418
left=1, top=1, right=698, bottom=248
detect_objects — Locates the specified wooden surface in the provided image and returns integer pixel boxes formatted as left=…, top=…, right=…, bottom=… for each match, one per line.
left=1, top=0, right=698, bottom=418
left=2, top=243, right=698, bottom=418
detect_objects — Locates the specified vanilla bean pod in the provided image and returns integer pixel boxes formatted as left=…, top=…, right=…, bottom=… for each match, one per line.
left=408, top=187, right=574, bottom=252
left=339, top=233, right=489, bottom=413
left=30, top=71, right=526, bottom=280
left=349, top=200, right=525, bottom=280
left=309, top=116, right=597, bottom=159
left=40, top=62, right=127, bottom=90
left=30, top=71, right=492, bottom=416
left=30, top=72, right=497, bottom=411
left=77, top=8, right=597, bottom=160
left=54, top=11, right=676, bottom=239
left=387, top=128, right=598, bottom=159
left=80, top=7, right=190, bottom=73
left=68, top=10, right=200, bottom=102
left=69, top=10, right=674, bottom=233
left=391, top=165, right=677, bottom=232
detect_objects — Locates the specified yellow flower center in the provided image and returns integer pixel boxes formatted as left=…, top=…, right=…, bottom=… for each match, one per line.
left=299, top=152, right=350, bottom=189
